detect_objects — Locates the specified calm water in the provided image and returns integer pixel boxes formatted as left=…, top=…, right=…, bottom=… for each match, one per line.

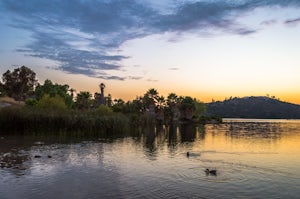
left=1, top=119, right=300, bottom=199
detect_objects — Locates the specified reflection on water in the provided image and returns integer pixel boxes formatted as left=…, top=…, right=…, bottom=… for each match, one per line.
left=1, top=119, right=300, bottom=199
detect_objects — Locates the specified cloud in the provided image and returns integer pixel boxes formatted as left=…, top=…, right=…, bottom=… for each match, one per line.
left=98, top=75, right=125, bottom=81
left=2, top=0, right=300, bottom=79
left=284, top=17, right=300, bottom=25
left=146, top=79, right=158, bottom=82
left=260, top=19, right=277, bottom=26
left=128, top=76, right=143, bottom=80
left=168, top=67, right=179, bottom=71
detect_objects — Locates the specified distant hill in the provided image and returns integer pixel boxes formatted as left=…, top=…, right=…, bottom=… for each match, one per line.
left=206, top=96, right=300, bottom=119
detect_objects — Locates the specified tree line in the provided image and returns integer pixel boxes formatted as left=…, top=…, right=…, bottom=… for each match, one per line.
left=0, top=66, right=208, bottom=124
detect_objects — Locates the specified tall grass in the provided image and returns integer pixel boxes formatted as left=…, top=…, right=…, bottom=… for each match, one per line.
left=0, top=106, right=129, bottom=136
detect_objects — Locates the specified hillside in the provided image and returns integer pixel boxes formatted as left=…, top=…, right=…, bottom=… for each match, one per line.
left=206, top=96, right=300, bottom=119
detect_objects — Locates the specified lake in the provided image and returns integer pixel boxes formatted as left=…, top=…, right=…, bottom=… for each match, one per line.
left=1, top=119, right=300, bottom=199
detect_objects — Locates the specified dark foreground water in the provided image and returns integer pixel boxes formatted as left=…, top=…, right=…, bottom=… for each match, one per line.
left=1, top=119, right=300, bottom=199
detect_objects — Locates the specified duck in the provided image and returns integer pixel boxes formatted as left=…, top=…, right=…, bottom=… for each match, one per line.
left=186, top=152, right=190, bottom=157
left=205, top=169, right=217, bottom=175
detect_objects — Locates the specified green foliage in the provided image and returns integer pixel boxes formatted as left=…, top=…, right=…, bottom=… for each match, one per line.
left=112, top=98, right=125, bottom=112
left=105, top=94, right=112, bottom=107
left=96, top=104, right=113, bottom=114
left=2, top=66, right=37, bottom=101
left=35, top=79, right=74, bottom=108
left=25, top=98, right=38, bottom=106
left=36, top=94, right=67, bottom=110
left=76, top=91, right=92, bottom=109
left=0, top=106, right=129, bottom=135
left=194, top=100, right=206, bottom=116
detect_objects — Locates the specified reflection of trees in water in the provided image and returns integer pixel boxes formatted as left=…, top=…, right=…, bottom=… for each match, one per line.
left=168, top=124, right=179, bottom=150
left=225, top=122, right=283, bottom=140
left=142, top=123, right=207, bottom=158
left=142, top=124, right=168, bottom=159
left=196, top=125, right=206, bottom=140
left=144, top=125, right=156, bottom=155
left=179, top=124, right=196, bottom=142
left=179, top=124, right=206, bottom=142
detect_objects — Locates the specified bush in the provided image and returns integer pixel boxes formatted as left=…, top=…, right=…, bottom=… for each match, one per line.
left=25, top=98, right=38, bottom=106
left=96, top=105, right=113, bottom=114
left=36, top=94, right=67, bottom=110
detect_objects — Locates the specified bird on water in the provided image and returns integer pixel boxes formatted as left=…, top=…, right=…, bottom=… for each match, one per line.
left=205, top=169, right=217, bottom=175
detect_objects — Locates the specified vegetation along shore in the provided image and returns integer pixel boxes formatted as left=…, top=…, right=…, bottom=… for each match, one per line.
left=0, top=66, right=221, bottom=135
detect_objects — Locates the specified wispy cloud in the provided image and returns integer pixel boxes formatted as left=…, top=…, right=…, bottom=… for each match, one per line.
left=128, top=76, right=143, bottom=80
left=260, top=19, right=277, bottom=26
left=168, top=67, right=179, bottom=71
left=146, top=79, right=158, bottom=82
left=97, top=75, right=125, bottom=81
left=284, top=17, right=300, bottom=25
left=2, top=0, right=300, bottom=79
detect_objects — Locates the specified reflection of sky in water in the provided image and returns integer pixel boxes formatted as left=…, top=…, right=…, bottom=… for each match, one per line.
left=29, top=143, right=105, bottom=177
left=1, top=120, right=300, bottom=198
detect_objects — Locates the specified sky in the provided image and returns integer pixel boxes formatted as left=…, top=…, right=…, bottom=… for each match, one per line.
left=0, top=0, right=300, bottom=104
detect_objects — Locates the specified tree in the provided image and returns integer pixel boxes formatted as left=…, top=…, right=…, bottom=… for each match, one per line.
left=0, top=81, right=5, bottom=97
left=179, top=96, right=196, bottom=120
left=35, top=79, right=74, bottom=108
left=76, top=91, right=92, bottom=110
left=166, top=93, right=180, bottom=122
left=105, top=94, right=112, bottom=107
left=2, top=66, right=38, bottom=101
left=143, top=89, right=158, bottom=106
left=112, top=98, right=125, bottom=112
left=194, top=99, right=206, bottom=117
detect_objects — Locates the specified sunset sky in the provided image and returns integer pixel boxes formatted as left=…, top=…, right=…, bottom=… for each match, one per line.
left=0, top=0, right=299, bottom=104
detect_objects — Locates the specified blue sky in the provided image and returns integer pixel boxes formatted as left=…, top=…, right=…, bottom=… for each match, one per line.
left=0, top=0, right=300, bottom=103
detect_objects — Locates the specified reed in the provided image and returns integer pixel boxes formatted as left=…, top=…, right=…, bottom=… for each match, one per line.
left=0, top=106, right=129, bottom=135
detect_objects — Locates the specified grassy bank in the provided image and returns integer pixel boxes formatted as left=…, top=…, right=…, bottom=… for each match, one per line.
left=0, top=106, right=129, bottom=135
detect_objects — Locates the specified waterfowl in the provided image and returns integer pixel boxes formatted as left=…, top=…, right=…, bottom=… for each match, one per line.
left=47, top=155, right=52, bottom=158
left=205, top=169, right=217, bottom=175
left=34, top=155, right=42, bottom=158
left=186, top=152, right=190, bottom=157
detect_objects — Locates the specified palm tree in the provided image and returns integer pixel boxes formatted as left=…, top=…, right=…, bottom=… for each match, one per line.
left=76, top=91, right=92, bottom=109
left=99, top=83, right=105, bottom=105
left=167, top=93, right=180, bottom=122
left=68, top=88, right=76, bottom=100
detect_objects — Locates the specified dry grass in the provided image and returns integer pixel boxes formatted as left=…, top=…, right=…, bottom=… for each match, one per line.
left=0, top=97, right=25, bottom=108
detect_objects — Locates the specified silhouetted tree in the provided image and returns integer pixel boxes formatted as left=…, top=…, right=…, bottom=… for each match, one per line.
left=2, top=66, right=37, bottom=101
left=166, top=93, right=180, bottom=122
left=99, top=83, right=105, bottom=105
left=105, top=94, right=112, bottom=107
left=76, top=91, right=92, bottom=109
left=143, top=88, right=159, bottom=108
left=112, top=98, right=125, bottom=112
left=0, top=81, right=5, bottom=96
left=179, top=96, right=196, bottom=120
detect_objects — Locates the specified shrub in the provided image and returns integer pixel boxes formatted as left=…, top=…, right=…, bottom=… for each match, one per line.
left=36, top=94, right=67, bottom=110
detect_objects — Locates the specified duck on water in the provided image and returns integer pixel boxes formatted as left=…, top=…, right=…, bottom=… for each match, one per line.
left=205, top=169, right=217, bottom=175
